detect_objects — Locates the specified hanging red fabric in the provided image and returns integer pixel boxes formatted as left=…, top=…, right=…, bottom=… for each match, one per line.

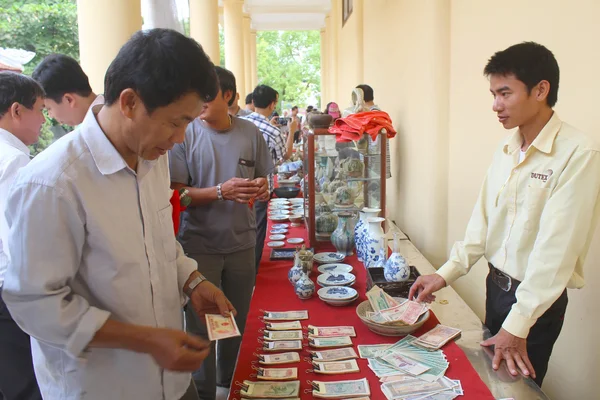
left=328, top=111, right=397, bottom=142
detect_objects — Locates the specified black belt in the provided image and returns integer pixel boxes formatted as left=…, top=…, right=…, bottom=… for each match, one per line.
left=488, top=263, right=521, bottom=292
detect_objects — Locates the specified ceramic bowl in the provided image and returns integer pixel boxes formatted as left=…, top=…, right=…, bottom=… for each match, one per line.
left=287, top=238, right=304, bottom=245
left=274, top=187, right=300, bottom=199
left=355, top=300, right=430, bottom=336
left=267, top=241, right=285, bottom=248
left=270, top=228, right=288, bottom=234
left=317, top=272, right=356, bottom=287
left=318, top=286, right=358, bottom=301
left=317, top=263, right=353, bottom=274
left=272, top=223, right=289, bottom=229
left=269, top=215, right=289, bottom=222
left=313, top=252, right=346, bottom=264
left=269, top=234, right=286, bottom=241
left=278, top=180, right=297, bottom=188
left=288, top=214, right=304, bottom=223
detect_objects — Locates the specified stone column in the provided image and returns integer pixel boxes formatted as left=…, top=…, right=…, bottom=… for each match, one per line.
left=250, top=29, right=258, bottom=91
left=320, top=27, right=328, bottom=106
left=77, top=0, right=142, bottom=93
left=242, top=13, right=252, bottom=96
left=223, top=0, right=245, bottom=97
left=189, top=0, right=220, bottom=64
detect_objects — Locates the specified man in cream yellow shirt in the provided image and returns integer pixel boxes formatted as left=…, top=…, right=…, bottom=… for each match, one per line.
left=410, top=42, right=600, bottom=386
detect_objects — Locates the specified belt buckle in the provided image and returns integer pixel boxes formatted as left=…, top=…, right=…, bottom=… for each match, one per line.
left=494, top=270, right=512, bottom=292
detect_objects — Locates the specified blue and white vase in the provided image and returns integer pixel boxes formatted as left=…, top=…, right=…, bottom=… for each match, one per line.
left=294, top=271, right=315, bottom=299
left=331, top=212, right=355, bottom=256
left=288, top=263, right=303, bottom=285
left=354, top=208, right=381, bottom=262
left=384, top=232, right=410, bottom=282
left=371, top=237, right=387, bottom=269
left=364, top=217, right=386, bottom=268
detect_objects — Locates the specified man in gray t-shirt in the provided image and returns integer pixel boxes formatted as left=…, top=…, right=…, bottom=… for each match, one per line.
left=169, top=67, right=272, bottom=400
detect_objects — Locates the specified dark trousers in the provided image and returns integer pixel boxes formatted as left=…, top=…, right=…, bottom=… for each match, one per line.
left=254, top=199, right=268, bottom=273
left=484, top=271, right=568, bottom=387
left=0, top=290, right=42, bottom=400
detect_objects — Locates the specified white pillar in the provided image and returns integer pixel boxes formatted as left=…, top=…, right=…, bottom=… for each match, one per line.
left=77, top=0, right=142, bottom=93
left=189, top=0, right=220, bottom=64
left=243, top=14, right=252, bottom=96
left=223, top=0, right=245, bottom=98
left=320, top=27, right=328, bottom=107
left=250, top=29, right=258, bottom=90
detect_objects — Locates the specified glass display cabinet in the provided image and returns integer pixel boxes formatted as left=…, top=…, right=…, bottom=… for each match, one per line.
left=302, top=127, right=387, bottom=249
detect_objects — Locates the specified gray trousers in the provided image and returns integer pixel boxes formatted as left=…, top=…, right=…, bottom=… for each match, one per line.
left=185, top=247, right=255, bottom=400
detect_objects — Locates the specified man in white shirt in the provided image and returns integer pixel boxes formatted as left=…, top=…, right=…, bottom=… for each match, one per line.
left=0, top=72, right=45, bottom=400
left=2, top=29, right=235, bottom=400
left=410, top=42, right=600, bottom=386
left=32, top=54, right=103, bottom=126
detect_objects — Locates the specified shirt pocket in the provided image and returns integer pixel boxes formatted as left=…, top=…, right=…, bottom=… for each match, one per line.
left=525, top=186, right=552, bottom=231
left=238, top=158, right=256, bottom=179
left=157, top=204, right=177, bottom=262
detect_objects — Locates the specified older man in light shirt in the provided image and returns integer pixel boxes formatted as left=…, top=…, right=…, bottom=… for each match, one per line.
left=410, top=42, right=600, bottom=387
left=2, top=29, right=235, bottom=400
left=0, top=72, right=45, bottom=400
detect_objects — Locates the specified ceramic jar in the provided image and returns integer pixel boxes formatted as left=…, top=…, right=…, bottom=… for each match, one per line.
left=294, top=271, right=315, bottom=299
left=331, top=212, right=355, bottom=256
left=364, top=217, right=386, bottom=268
left=370, top=237, right=387, bottom=269
left=344, top=158, right=364, bottom=178
left=288, top=263, right=303, bottom=285
left=354, top=208, right=381, bottom=263
left=384, top=232, right=410, bottom=282
left=334, top=186, right=355, bottom=207
left=316, top=212, right=338, bottom=239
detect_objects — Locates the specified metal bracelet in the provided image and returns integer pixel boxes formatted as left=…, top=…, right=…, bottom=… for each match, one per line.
left=216, top=183, right=224, bottom=201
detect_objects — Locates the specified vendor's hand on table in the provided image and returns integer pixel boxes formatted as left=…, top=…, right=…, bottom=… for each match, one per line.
left=252, top=177, right=269, bottom=201
left=146, top=327, right=210, bottom=372
left=481, top=328, right=536, bottom=380
left=408, top=274, right=446, bottom=303
left=221, top=177, right=259, bottom=203
left=190, top=279, right=237, bottom=319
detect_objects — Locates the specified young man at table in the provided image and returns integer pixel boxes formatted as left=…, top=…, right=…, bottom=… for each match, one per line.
left=243, top=85, right=297, bottom=271
left=2, top=29, right=236, bottom=400
left=170, top=66, right=272, bottom=400
left=0, top=72, right=45, bottom=400
left=409, top=42, right=600, bottom=386
left=244, top=93, right=254, bottom=113
left=32, top=54, right=103, bottom=126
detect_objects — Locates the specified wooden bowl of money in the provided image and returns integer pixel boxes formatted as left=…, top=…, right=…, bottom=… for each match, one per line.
left=355, top=300, right=430, bottom=336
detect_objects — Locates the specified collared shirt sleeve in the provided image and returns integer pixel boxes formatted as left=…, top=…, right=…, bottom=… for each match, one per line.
left=2, top=182, right=110, bottom=359
left=175, top=240, right=198, bottom=302
left=436, top=171, right=490, bottom=285
left=503, top=149, right=600, bottom=338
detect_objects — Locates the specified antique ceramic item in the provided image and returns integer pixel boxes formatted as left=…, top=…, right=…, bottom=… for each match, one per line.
left=267, top=241, right=285, bottom=248
left=364, top=217, right=386, bottom=268
left=317, top=263, right=353, bottom=274
left=315, top=212, right=338, bottom=239
left=343, top=158, right=364, bottom=178
left=384, top=232, right=410, bottom=282
left=330, top=212, right=355, bottom=256
left=294, top=271, right=315, bottom=299
left=313, top=252, right=346, bottom=264
left=288, top=263, right=303, bottom=285
left=371, top=237, right=387, bottom=269
left=333, top=186, right=355, bottom=207
left=355, top=208, right=381, bottom=263
left=287, top=238, right=304, bottom=245
left=318, top=286, right=358, bottom=306
left=307, top=112, right=333, bottom=129
left=316, top=272, right=356, bottom=287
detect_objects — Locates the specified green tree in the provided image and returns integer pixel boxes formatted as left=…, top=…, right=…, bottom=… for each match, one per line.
left=256, top=30, right=321, bottom=110
left=0, top=0, right=78, bottom=155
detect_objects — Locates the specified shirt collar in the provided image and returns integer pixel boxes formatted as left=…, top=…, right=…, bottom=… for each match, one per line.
left=79, top=105, right=129, bottom=176
left=0, top=127, right=30, bottom=156
left=504, top=112, right=562, bottom=155
left=250, top=111, right=269, bottom=121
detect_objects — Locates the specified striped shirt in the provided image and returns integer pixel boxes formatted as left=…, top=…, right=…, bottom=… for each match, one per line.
left=242, top=112, right=285, bottom=190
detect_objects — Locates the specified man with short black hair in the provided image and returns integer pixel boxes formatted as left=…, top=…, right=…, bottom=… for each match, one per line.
left=3, top=29, right=235, bottom=400
left=170, top=66, right=271, bottom=399
left=0, top=71, right=44, bottom=400
left=243, top=85, right=297, bottom=271
left=410, top=42, right=600, bottom=387
left=244, top=93, right=254, bottom=113
left=32, top=54, right=102, bottom=126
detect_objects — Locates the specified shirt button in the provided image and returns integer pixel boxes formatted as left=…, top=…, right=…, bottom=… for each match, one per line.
left=513, top=169, right=518, bottom=173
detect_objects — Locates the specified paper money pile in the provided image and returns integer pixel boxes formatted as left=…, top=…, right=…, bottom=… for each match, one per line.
left=358, top=336, right=463, bottom=400
left=365, top=287, right=428, bottom=326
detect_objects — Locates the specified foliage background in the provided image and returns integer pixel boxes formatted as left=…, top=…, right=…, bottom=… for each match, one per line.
left=0, top=0, right=78, bottom=155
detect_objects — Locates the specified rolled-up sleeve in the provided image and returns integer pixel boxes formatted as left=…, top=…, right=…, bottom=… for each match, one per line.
left=175, top=240, right=198, bottom=300
left=2, top=182, right=110, bottom=359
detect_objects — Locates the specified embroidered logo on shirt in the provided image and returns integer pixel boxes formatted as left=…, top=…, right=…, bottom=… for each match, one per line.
left=530, top=169, right=553, bottom=182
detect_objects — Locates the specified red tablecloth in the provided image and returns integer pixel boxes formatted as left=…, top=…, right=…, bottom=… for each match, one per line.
left=228, top=217, right=494, bottom=400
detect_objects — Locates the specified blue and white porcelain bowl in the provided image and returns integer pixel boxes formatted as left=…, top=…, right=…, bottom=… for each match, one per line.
left=317, top=263, right=353, bottom=274
left=316, top=272, right=356, bottom=287
left=313, top=252, right=346, bottom=264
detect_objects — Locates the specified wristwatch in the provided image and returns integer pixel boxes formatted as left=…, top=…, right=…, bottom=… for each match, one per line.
left=185, top=274, right=206, bottom=297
